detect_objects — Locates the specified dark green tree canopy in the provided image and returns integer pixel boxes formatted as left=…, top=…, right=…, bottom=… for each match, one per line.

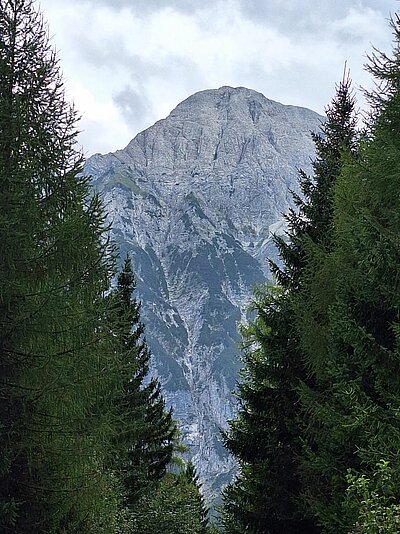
left=110, top=255, right=177, bottom=505
left=0, top=1, right=118, bottom=531
left=222, top=76, right=358, bottom=534
left=294, top=17, right=400, bottom=531
left=272, top=73, right=357, bottom=290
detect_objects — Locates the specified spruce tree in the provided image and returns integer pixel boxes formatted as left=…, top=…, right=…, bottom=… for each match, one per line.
left=110, top=255, right=177, bottom=506
left=295, top=16, right=400, bottom=531
left=184, top=461, right=210, bottom=533
left=222, top=288, right=314, bottom=534
left=0, top=1, right=120, bottom=531
left=222, top=76, right=357, bottom=533
left=132, top=463, right=212, bottom=534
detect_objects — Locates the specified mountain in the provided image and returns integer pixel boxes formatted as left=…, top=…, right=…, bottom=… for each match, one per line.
left=85, top=86, right=323, bottom=501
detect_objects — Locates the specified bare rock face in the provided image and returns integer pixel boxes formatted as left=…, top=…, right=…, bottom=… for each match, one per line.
left=86, top=86, right=322, bottom=501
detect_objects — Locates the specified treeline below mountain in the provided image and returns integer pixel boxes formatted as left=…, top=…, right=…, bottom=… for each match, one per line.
left=2, top=0, right=400, bottom=533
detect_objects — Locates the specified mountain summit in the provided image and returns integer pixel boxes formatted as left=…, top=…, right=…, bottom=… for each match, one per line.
left=86, top=86, right=323, bottom=499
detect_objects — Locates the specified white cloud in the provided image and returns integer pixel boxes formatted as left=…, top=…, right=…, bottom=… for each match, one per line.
left=39, top=0, right=398, bottom=155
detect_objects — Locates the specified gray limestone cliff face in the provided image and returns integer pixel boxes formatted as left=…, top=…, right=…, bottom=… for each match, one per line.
left=86, top=86, right=323, bottom=501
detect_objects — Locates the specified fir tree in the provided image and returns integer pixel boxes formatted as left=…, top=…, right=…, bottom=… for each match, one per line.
left=109, top=260, right=212, bottom=531
left=0, top=1, right=120, bottom=531
left=132, top=462, right=212, bottom=534
left=184, top=461, right=210, bottom=533
left=110, top=255, right=177, bottom=506
left=222, top=76, right=357, bottom=533
left=272, top=70, right=358, bottom=288
left=295, top=16, right=400, bottom=531
left=222, top=288, right=314, bottom=534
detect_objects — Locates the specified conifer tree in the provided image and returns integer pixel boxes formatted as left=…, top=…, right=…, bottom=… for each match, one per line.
left=0, top=1, right=120, bottom=531
left=295, top=16, right=400, bottom=531
left=222, top=76, right=357, bottom=533
left=131, top=462, right=212, bottom=534
left=222, top=288, right=314, bottom=534
left=110, top=255, right=177, bottom=506
left=184, top=461, right=210, bottom=533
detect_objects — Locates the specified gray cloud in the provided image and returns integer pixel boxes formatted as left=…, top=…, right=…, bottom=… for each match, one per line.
left=113, top=86, right=152, bottom=128
left=77, top=0, right=396, bottom=24
left=241, top=0, right=393, bottom=22
left=79, top=0, right=214, bottom=14
left=237, top=0, right=396, bottom=44
left=75, top=34, right=161, bottom=76
left=39, top=0, right=398, bottom=155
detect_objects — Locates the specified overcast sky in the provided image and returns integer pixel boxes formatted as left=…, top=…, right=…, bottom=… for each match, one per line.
left=38, top=0, right=398, bottom=156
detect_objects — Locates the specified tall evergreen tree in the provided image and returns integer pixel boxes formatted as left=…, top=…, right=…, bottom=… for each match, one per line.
left=272, top=70, right=358, bottom=288
left=110, top=255, right=177, bottom=506
left=131, top=469, right=206, bottom=534
left=222, top=76, right=357, bottom=533
left=295, top=16, right=400, bottom=531
left=0, top=1, right=120, bottom=531
left=184, top=460, right=210, bottom=533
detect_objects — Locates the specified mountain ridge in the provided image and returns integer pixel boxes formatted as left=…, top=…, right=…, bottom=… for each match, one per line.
left=86, top=86, right=323, bottom=500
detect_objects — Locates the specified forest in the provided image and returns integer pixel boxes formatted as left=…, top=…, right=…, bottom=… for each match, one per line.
left=1, top=0, right=400, bottom=532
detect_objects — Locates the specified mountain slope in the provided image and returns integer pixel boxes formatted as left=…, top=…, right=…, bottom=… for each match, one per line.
left=86, top=86, right=323, bottom=499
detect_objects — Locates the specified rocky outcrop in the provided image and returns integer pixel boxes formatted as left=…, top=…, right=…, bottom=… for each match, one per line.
left=86, top=86, right=323, bottom=501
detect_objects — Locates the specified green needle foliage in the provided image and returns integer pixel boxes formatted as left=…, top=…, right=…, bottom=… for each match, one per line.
left=345, top=460, right=400, bottom=533
left=295, top=16, right=400, bottom=532
left=5, top=2, right=400, bottom=533
left=0, top=3, right=213, bottom=530
left=222, top=286, right=316, bottom=534
left=222, top=76, right=357, bottom=533
left=184, top=460, right=210, bottom=533
left=109, top=255, right=177, bottom=508
left=0, top=0, right=120, bottom=531
left=131, top=461, right=213, bottom=534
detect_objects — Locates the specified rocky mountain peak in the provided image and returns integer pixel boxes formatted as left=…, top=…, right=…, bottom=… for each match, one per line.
left=86, top=87, right=323, bottom=502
